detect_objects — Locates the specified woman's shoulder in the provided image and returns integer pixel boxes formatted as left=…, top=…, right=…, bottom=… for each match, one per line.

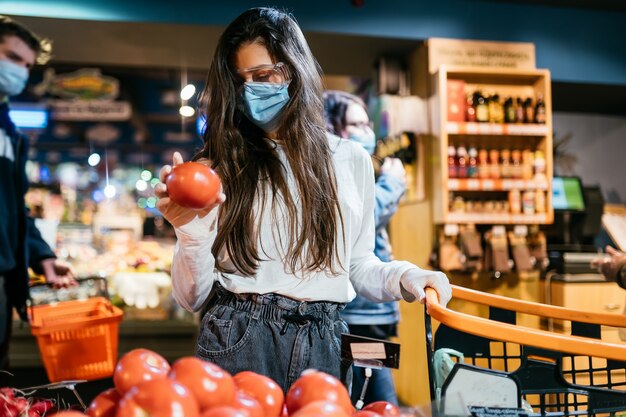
left=327, top=132, right=371, bottom=167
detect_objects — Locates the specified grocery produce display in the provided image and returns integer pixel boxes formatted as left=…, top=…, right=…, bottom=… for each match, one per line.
left=2, top=348, right=401, bottom=417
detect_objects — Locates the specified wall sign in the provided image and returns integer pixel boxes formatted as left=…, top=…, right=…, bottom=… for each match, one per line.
left=427, top=38, right=536, bottom=73
left=50, top=100, right=132, bottom=121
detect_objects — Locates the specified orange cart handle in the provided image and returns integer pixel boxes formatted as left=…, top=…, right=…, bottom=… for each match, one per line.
left=425, top=287, right=626, bottom=362
left=451, top=284, right=626, bottom=328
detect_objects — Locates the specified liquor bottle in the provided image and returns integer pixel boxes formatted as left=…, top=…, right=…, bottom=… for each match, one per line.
left=524, top=97, right=535, bottom=123
left=457, top=144, right=468, bottom=178
left=500, top=149, right=511, bottom=179
left=515, top=97, right=524, bottom=123
left=534, top=94, right=546, bottom=124
left=478, top=149, right=490, bottom=179
left=475, top=92, right=489, bottom=123
left=467, top=147, right=478, bottom=178
left=504, top=97, right=516, bottom=123
left=466, top=93, right=476, bottom=122
left=448, top=145, right=457, bottom=178
left=488, top=93, right=504, bottom=123
left=489, top=149, right=500, bottom=179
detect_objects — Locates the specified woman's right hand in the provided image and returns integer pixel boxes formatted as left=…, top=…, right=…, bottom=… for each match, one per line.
left=154, top=152, right=226, bottom=229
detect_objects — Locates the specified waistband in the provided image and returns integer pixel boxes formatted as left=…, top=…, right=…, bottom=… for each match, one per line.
left=210, top=282, right=346, bottom=324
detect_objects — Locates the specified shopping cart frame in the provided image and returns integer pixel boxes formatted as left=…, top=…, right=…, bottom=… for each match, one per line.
left=424, top=285, right=626, bottom=416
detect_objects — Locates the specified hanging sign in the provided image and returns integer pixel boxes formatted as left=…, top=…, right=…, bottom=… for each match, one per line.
left=427, top=38, right=536, bottom=73
left=49, top=100, right=132, bottom=121
left=34, top=68, right=120, bottom=100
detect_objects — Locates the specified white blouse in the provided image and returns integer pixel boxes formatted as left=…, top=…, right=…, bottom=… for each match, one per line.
left=171, top=134, right=417, bottom=312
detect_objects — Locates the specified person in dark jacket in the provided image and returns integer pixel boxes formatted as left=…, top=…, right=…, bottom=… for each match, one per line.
left=0, top=16, right=75, bottom=381
left=323, top=90, right=407, bottom=405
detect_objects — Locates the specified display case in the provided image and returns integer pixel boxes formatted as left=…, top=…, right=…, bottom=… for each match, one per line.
left=431, top=65, right=554, bottom=225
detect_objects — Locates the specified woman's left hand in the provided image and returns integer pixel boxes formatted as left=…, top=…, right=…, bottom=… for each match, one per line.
left=399, top=269, right=452, bottom=307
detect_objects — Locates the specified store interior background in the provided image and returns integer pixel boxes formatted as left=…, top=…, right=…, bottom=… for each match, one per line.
left=2, top=0, right=626, bottom=406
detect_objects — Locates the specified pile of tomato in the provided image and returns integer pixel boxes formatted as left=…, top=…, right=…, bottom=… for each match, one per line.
left=42, top=348, right=401, bottom=417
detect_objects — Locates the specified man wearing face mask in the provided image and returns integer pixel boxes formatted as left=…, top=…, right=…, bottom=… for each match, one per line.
left=0, top=16, right=75, bottom=381
left=323, top=90, right=407, bottom=405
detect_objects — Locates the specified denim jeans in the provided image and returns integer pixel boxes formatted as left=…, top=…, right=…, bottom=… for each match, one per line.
left=196, top=283, right=352, bottom=393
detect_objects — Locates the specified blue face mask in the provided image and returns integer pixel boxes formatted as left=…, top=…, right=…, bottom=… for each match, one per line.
left=240, top=81, right=290, bottom=132
left=349, top=130, right=376, bottom=155
left=0, top=60, right=28, bottom=97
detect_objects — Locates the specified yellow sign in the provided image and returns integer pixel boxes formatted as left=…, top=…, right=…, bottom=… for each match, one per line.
left=427, top=38, right=536, bottom=73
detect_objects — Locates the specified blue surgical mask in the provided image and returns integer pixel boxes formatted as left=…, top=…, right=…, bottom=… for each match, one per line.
left=349, top=130, right=376, bottom=155
left=240, top=81, right=290, bottom=132
left=0, top=60, right=28, bottom=97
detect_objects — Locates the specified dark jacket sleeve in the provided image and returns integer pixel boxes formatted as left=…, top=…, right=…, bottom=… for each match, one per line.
left=618, top=262, right=626, bottom=290
left=26, top=215, right=56, bottom=274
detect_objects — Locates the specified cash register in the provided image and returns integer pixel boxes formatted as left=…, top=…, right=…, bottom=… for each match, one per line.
left=546, top=176, right=606, bottom=279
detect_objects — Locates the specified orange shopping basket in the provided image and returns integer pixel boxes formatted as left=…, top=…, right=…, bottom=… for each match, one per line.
left=29, top=293, right=124, bottom=383
left=424, top=285, right=626, bottom=416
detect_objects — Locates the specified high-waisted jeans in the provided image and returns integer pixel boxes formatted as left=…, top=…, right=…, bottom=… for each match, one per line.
left=196, top=283, right=352, bottom=393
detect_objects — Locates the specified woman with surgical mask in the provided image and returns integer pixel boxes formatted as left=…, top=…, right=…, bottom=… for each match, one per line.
left=323, top=90, right=407, bottom=405
left=155, top=7, right=451, bottom=393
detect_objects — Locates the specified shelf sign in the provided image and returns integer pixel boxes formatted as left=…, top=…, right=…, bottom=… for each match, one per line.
left=427, top=38, right=536, bottom=73
left=49, top=100, right=132, bottom=121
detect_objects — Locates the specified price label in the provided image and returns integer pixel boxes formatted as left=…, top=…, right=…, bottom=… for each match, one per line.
left=470, top=406, right=529, bottom=417
left=467, top=179, right=480, bottom=190
left=444, top=224, right=460, bottom=236
left=492, top=225, right=506, bottom=236
left=483, top=180, right=495, bottom=190
left=514, top=225, right=528, bottom=236
left=448, top=179, right=460, bottom=190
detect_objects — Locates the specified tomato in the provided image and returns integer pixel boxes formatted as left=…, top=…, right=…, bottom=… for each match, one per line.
left=201, top=406, right=249, bottom=417
left=166, top=161, right=221, bottom=209
left=116, top=378, right=199, bottom=417
left=169, top=357, right=236, bottom=411
left=353, top=411, right=383, bottom=417
left=286, top=371, right=352, bottom=415
left=362, top=402, right=400, bottom=417
left=50, top=412, right=89, bottom=417
left=113, top=348, right=171, bottom=394
left=233, top=391, right=264, bottom=417
left=234, top=371, right=284, bottom=417
left=291, top=401, right=350, bottom=417
left=86, top=388, right=121, bottom=417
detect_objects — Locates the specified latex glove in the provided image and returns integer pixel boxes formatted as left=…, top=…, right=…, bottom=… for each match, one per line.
left=112, top=272, right=171, bottom=309
left=154, top=152, right=225, bottom=232
left=380, top=157, right=406, bottom=184
left=591, top=246, right=626, bottom=281
left=400, top=268, right=452, bottom=307
left=40, top=258, right=78, bottom=289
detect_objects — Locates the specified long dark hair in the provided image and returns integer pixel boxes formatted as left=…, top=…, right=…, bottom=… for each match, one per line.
left=197, top=7, right=344, bottom=276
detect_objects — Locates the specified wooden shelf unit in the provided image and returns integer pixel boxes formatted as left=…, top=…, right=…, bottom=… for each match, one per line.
left=432, top=65, right=554, bottom=225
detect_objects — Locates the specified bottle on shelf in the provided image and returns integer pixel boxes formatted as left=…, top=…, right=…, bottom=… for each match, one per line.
left=488, top=93, right=504, bottom=124
left=515, top=97, right=524, bottom=123
left=504, top=97, right=516, bottom=123
left=535, top=190, right=546, bottom=213
left=467, top=146, right=478, bottom=178
left=523, top=97, right=535, bottom=123
left=534, top=94, right=546, bottom=124
left=500, top=149, right=512, bottom=179
left=478, top=149, right=490, bottom=179
left=489, top=149, right=500, bottom=179
left=474, top=91, right=489, bottom=123
left=511, top=150, right=522, bottom=179
left=457, top=144, right=468, bottom=178
left=509, top=189, right=522, bottom=214
left=522, top=190, right=536, bottom=214
left=522, top=149, right=534, bottom=180
left=465, top=93, right=476, bottom=122
left=533, top=150, right=546, bottom=180
left=448, top=145, right=457, bottom=179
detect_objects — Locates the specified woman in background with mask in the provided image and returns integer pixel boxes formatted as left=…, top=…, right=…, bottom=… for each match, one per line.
left=323, top=90, right=406, bottom=405
left=155, top=7, right=451, bottom=393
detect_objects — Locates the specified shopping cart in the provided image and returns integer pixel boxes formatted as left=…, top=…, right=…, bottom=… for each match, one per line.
left=28, top=277, right=124, bottom=383
left=424, top=285, right=626, bottom=416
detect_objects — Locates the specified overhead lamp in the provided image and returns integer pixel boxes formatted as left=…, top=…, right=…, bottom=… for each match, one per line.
left=180, top=84, right=196, bottom=100
left=179, top=105, right=195, bottom=117
left=88, top=152, right=101, bottom=167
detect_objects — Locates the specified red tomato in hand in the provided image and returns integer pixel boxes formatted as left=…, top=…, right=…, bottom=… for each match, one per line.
left=201, top=406, right=249, bottom=417
left=292, top=401, right=350, bottom=417
left=233, top=391, right=264, bottom=417
left=166, top=161, right=221, bottom=209
left=234, top=371, right=284, bottom=417
left=286, top=371, right=352, bottom=415
left=113, top=348, right=171, bottom=394
left=353, top=411, right=383, bottom=417
left=50, top=412, right=89, bottom=417
left=86, top=388, right=121, bottom=417
left=169, top=357, right=236, bottom=411
left=362, top=402, right=400, bottom=417
left=116, top=378, right=199, bottom=417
